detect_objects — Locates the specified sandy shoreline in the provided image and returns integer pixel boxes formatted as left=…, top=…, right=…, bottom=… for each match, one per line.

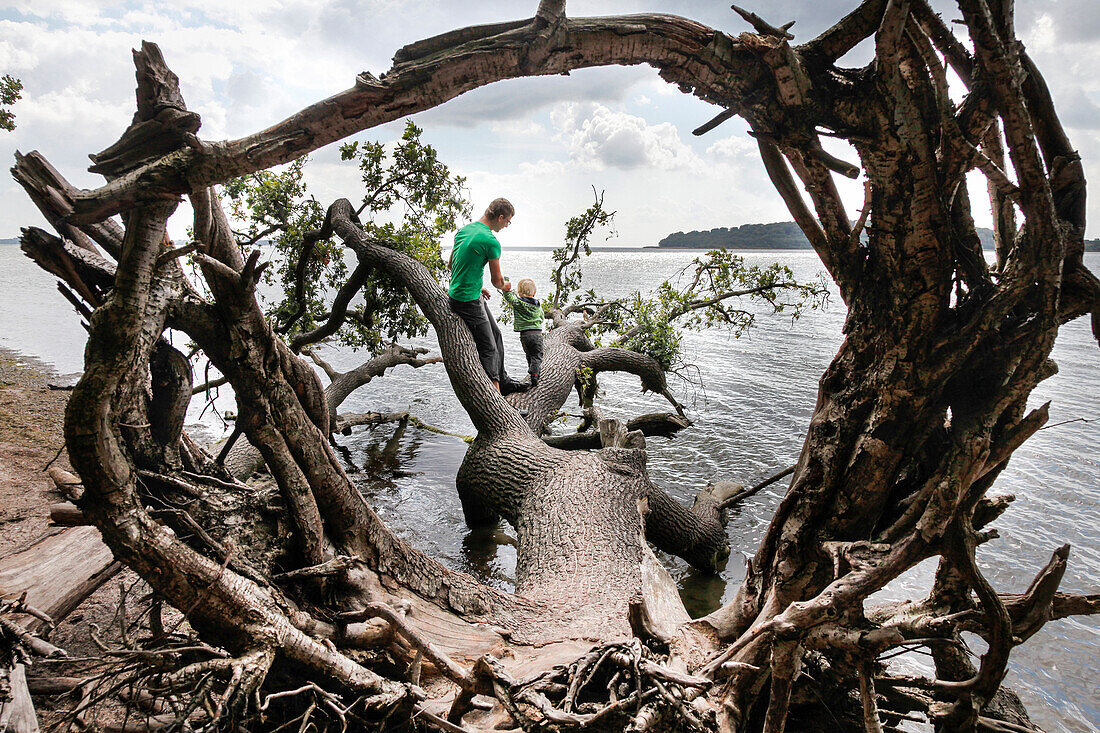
left=0, top=346, right=78, bottom=390
left=0, top=346, right=76, bottom=556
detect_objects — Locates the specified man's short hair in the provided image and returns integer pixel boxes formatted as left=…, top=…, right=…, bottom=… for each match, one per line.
left=484, top=198, right=514, bottom=220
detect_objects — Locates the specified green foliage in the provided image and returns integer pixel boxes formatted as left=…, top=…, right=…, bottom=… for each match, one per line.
left=574, top=364, right=596, bottom=395
left=223, top=156, right=343, bottom=336
left=222, top=122, right=470, bottom=354
left=612, top=292, right=683, bottom=369
left=608, top=250, right=827, bottom=368
left=549, top=191, right=616, bottom=310
left=1, top=75, right=23, bottom=132
left=548, top=197, right=829, bottom=370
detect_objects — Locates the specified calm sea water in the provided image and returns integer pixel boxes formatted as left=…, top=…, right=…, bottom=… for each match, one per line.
left=1, top=244, right=1096, bottom=731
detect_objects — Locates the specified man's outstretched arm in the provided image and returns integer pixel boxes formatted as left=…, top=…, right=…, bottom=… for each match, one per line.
left=488, top=258, right=511, bottom=291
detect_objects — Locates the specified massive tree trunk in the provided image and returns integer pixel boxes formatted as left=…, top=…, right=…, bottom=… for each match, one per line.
left=12, top=1, right=1100, bottom=730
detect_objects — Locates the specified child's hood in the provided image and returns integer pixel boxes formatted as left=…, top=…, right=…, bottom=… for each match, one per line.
left=519, top=295, right=539, bottom=305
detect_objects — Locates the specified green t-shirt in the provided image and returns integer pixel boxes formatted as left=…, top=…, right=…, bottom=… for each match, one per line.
left=448, top=221, right=501, bottom=301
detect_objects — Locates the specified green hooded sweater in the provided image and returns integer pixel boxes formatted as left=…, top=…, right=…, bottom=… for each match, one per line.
left=502, top=290, right=544, bottom=332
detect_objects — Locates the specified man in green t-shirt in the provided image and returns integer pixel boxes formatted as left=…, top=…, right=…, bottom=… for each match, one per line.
left=448, top=198, right=529, bottom=394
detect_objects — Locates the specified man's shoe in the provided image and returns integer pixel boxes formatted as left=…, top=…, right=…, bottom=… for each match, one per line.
left=501, top=378, right=531, bottom=396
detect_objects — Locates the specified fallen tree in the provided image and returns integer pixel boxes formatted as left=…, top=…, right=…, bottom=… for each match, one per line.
left=11, top=0, right=1100, bottom=730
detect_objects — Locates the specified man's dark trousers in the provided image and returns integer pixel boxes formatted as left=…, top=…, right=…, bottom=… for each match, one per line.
left=449, top=295, right=530, bottom=394
left=449, top=295, right=501, bottom=382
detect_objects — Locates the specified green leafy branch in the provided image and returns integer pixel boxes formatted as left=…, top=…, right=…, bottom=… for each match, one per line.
left=221, top=122, right=470, bottom=355
left=1, top=74, right=23, bottom=132
left=611, top=250, right=830, bottom=367
left=549, top=188, right=616, bottom=310
left=545, top=195, right=830, bottom=369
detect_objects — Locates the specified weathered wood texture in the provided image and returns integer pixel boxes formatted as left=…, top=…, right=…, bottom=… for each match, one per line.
left=0, top=527, right=119, bottom=632
left=0, top=664, right=40, bottom=733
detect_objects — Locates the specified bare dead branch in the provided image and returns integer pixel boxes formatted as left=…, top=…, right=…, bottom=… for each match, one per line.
left=338, top=604, right=475, bottom=693
left=693, top=107, right=739, bottom=136
left=730, top=5, right=795, bottom=40
left=718, top=465, right=795, bottom=510
left=803, top=0, right=889, bottom=62
left=859, top=662, right=886, bottom=733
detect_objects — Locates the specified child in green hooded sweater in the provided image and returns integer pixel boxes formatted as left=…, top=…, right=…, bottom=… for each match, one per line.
left=501, top=278, right=544, bottom=386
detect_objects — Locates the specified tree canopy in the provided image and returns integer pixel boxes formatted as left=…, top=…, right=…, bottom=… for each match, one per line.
left=223, top=121, right=469, bottom=355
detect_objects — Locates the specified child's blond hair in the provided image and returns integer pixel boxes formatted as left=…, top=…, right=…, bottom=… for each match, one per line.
left=517, top=278, right=536, bottom=297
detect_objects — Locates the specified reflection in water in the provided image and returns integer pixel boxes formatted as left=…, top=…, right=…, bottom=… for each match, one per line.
left=346, top=422, right=518, bottom=590
left=678, top=571, right=729, bottom=619
left=460, top=526, right=518, bottom=590
left=345, top=416, right=421, bottom=488
left=655, top=546, right=735, bottom=619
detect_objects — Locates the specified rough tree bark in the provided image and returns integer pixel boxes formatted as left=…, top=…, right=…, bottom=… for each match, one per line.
left=12, top=0, right=1100, bottom=730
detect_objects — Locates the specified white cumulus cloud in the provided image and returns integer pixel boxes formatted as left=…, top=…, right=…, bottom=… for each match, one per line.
left=552, top=103, right=698, bottom=171
left=705, top=135, right=756, bottom=162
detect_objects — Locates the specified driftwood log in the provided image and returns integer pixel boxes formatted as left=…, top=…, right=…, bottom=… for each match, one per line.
left=0, top=664, right=39, bottom=733
left=0, top=528, right=120, bottom=632
left=10, top=0, right=1100, bottom=730
left=0, top=522, right=120, bottom=731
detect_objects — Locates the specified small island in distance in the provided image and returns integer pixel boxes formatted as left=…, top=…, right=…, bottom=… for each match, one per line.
left=657, top=221, right=1100, bottom=251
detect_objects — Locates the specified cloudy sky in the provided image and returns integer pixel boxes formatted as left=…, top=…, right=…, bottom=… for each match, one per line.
left=2, top=0, right=1099, bottom=246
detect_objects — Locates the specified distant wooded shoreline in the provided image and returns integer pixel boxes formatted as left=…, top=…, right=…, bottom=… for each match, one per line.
left=656, top=221, right=1100, bottom=251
